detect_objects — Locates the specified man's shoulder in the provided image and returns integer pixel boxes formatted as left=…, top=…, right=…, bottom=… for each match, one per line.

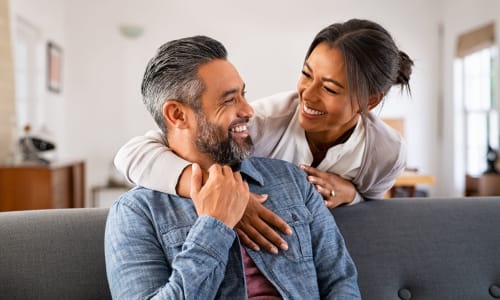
left=248, top=156, right=299, bottom=169
left=245, top=157, right=306, bottom=183
left=113, top=186, right=180, bottom=212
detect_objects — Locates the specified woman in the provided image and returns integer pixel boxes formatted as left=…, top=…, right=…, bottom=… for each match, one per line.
left=115, top=18, right=413, bottom=253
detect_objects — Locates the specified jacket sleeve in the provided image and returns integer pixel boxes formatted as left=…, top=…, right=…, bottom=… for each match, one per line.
left=105, top=199, right=235, bottom=300
left=249, top=91, right=298, bottom=158
left=114, top=129, right=190, bottom=194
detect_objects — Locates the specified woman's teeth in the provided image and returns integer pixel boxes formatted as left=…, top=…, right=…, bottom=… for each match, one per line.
left=303, top=105, right=325, bottom=116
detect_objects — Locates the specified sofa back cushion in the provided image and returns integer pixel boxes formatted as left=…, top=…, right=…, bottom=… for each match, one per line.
left=0, top=208, right=111, bottom=300
left=332, top=197, right=500, bottom=300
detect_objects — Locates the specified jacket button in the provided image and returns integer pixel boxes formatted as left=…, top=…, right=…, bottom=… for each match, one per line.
left=398, top=288, right=411, bottom=300
left=490, top=285, right=500, bottom=298
left=291, top=213, right=298, bottom=221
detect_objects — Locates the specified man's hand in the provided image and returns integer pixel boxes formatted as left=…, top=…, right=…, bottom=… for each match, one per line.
left=236, top=193, right=292, bottom=254
left=300, top=164, right=356, bottom=209
left=190, top=163, right=249, bottom=228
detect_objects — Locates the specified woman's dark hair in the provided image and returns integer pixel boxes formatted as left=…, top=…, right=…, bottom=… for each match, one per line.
left=305, top=19, right=414, bottom=114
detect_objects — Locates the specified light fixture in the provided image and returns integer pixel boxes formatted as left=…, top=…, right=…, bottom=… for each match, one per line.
left=118, top=24, right=144, bottom=39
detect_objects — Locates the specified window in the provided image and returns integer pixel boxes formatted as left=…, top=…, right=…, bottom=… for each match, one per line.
left=13, top=17, right=42, bottom=135
left=459, top=47, right=497, bottom=176
left=455, top=22, right=497, bottom=178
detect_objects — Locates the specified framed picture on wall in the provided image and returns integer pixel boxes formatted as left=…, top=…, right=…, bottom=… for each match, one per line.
left=47, top=41, right=62, bottom=93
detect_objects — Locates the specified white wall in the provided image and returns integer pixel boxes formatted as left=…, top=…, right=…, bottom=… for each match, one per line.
left=9, top=0, right=66, bottom=151
left=11, top=0, right=448, bottom=204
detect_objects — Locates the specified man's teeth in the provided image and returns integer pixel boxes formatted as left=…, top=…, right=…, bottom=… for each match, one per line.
left=304, top=105, right=325, bottom=116
left=231, top=125, right=247, bottom=132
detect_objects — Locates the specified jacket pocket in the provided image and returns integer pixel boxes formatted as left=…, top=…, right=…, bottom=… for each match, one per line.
left=159, top=224, right=191, bottom=260
left=273, top=205, right=313, bottom=261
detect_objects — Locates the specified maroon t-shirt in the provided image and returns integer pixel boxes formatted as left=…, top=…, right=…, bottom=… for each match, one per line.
left=241, top=245, right=282, bottom=299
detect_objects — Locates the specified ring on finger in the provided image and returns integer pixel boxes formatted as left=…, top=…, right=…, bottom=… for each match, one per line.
left=329, top=189, right=336, bottom=198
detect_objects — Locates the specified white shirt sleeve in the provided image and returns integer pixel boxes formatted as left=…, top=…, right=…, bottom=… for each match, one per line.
left=114, top=130, right=190, bottom=195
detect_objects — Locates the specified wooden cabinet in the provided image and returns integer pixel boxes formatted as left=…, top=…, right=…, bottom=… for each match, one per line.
left=0, top=161, right=85, bottom=211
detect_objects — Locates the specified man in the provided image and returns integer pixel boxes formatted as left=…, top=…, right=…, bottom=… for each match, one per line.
left=105, top=35, right=360, bottom=299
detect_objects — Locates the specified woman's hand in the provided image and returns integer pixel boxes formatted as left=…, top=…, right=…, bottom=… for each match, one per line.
left=300, top=164, right=356, bottom=209
left=236, top=193, right=292, bottom=254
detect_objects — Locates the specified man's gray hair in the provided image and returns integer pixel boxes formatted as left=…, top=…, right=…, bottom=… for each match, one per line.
left=141, top=35, right=228, bottom=134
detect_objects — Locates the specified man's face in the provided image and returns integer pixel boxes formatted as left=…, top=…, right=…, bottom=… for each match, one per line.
left=194, top=59, right=254, bottom=166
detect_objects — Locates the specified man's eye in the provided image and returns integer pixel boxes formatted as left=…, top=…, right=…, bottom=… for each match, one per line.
left=224, top=98, right=236, bottom=104
left=301, top=70, right=311, bottom=78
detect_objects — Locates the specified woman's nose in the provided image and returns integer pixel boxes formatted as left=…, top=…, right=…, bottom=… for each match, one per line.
left=300, top=80, right=318, bottom=101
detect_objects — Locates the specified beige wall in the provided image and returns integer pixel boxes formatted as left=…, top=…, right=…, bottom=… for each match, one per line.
left=0, top=0, right=16, bottom=163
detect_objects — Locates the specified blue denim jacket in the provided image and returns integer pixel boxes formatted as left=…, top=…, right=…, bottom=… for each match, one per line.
left=105, top=157, right=360, bottom=299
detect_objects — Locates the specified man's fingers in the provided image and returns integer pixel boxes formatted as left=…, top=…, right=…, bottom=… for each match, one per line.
left=190, top=163, right=202, bottom=198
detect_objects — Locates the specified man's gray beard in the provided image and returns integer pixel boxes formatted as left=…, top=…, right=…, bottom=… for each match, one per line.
left=194, top=113, right=253, bottom=167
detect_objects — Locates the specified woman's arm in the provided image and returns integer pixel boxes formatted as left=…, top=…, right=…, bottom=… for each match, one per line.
left=114, top=91, right=298, bottom=194
left=114, top=130, right=190, bottom=195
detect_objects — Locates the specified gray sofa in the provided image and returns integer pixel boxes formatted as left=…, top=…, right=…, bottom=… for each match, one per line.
left=1, top=197, right=500, bottom=300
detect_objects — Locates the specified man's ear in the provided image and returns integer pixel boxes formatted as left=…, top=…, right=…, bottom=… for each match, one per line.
left=162, top=100, right=190, bottom=129
left=367, top=93, right=383, bottom=111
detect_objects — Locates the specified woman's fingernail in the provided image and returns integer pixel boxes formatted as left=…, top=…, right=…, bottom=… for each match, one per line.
left=270, top=246, right=278, bottom=254
left=280, top=242, right=288, bottom=251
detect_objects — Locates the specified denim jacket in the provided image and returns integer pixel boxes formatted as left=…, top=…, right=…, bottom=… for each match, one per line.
left=105, top=157, right=360, bottom=299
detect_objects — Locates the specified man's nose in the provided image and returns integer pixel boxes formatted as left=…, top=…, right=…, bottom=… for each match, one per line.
left=237, top=98, right=254, bottom=118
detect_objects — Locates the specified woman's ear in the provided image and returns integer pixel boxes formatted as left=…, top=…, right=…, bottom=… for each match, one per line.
left=367, top=93, right=383, bottom=111
left=162, top=100, right=190, bottom=129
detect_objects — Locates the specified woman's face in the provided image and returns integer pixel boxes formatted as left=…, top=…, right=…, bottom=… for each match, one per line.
left=297, top=43, right=360, bottom=137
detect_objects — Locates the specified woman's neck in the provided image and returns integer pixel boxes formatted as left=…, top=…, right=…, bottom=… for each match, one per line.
left=306, top=122, right=358, bottom=167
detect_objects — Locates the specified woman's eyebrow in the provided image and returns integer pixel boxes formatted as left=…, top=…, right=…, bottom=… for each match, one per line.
left=304, top=62, right=345, bottom=89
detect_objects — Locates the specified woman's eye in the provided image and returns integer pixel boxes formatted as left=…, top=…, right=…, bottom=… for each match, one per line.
left=324, top=86, right=338, bottom=94
left=301, top=70, right=311, bottom=78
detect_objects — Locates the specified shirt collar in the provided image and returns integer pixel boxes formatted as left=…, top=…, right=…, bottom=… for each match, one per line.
left=239, top=159, right=265, bottom=186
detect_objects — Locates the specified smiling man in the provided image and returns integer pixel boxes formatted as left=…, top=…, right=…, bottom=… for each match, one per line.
left=104, top=35, right=360, bottom=299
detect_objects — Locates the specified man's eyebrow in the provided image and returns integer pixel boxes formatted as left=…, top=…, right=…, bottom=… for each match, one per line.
left=220, top=83, right=246, bottom=99
left=304, top=62, right=345, bottom=89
